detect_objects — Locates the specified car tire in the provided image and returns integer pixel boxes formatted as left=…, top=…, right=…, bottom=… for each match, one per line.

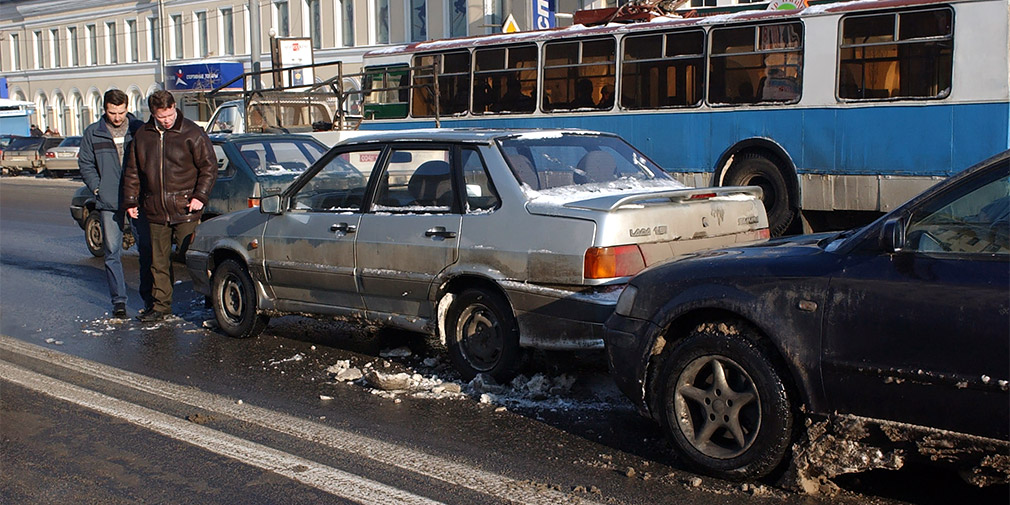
left=446, top=288, right=522, bottom=382
left=84, top=211, right=104, bottom=257
left=724, top=154, right=795, bottom=237
left=658, top=323, right=793, bottom=480
left=211, top=259, right=270, bottom=339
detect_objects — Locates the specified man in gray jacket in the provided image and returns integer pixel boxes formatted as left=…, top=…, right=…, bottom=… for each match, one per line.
left=78, top=89, right=147, bottom=319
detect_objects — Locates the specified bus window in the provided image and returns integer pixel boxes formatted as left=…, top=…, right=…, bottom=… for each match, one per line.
left=839, top=8, right=952, bottom=100
left=709, top=22, right=803, bottom=105
left=621, top=29, right=704, bottom=109
left=473, top=44, right=537, bottom=114
left=543, top=37, right=616, bottom=112
left=362, top=66, right=408, bottom=119
left=413, top=51, right=471, bottom=117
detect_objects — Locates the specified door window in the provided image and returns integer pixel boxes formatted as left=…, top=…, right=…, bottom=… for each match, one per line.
left=291, top=149, right=377, bottom=212
left=460, top=148, right=499, bottom=212
left=906, top=164, right=1009, bottom=255
left=372, top=147, right=455, bottom=212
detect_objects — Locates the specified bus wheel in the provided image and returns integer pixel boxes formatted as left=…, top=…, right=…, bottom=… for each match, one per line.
left=725, top=154, right=795, bottom=236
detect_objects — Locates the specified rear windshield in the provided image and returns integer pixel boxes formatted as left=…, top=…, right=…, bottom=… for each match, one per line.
left=496, top=132, right=671, bottom=191
left=59, top=136, right=82, bottom=147
left=7, top=137, right=43, bottom=150
left=235, top=138, right=329, bottom=176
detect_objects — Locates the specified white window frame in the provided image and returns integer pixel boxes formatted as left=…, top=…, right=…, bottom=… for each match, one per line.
left=220, top=7, right=235, bottom=56
left=67, top=26, right=78, bottom=66
left=171, top=14, right=184, bottom=59
left=194, top=10, right=208, bottom=58
left=86, top=24, right=97, bottom=66
left=49, top=28, right=61, bottom=67
left=105, top=20, right=118, bottom=64
left=305, top=0, right=322, bottom=49
left=126, top=18, right=139, bottom=63
left=33, top=30, right=43, bottom=69
left=10, top=33, right=21, bottom=71
left=273, top=0, right=290, bottom=37
left=147, top=16, right=160, bottom=61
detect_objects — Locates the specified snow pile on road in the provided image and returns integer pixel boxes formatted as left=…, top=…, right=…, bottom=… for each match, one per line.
left=325, top=346, right=626, bottom=413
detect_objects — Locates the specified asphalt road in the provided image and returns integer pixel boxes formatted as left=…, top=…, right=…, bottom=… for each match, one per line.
left=0, top=175, right=1006, bottom=505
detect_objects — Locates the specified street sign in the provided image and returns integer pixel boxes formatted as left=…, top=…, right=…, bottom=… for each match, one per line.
left=533, top=0, right=556, bottom=30
left=502, top=14, right=520, bottom=33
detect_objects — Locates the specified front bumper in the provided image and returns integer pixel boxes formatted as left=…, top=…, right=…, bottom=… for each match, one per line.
left=186, top=250, right=212, bottom=296
left=603, top=312, right=661, bottom=412
left=69, top=205, right=86, bottom=229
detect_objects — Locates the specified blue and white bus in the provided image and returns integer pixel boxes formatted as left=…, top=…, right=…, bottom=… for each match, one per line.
left=356, top=0, right=1009, bottom=235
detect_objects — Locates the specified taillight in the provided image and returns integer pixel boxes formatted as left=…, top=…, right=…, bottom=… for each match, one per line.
left=758, top=228, right=771, bottom=239
left=248, top=197, right=261, bottom=208
left=45, top=152, right=56, bottom=158
left=584, top=245, right=646, bottom=279
left=689, top=192, right=717, bottom=200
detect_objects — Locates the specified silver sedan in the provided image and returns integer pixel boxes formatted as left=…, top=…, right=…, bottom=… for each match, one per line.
left=186, top=129, right=769, bottom=380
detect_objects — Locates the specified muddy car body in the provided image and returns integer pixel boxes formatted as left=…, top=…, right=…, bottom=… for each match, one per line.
left=186, top=128, right=768, bottom=380
left=70, top=133, right=327, bottom=256
left=605, top=150, right=1010, bottom=482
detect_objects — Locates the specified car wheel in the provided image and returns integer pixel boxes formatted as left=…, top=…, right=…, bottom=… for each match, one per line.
left=724, top=154, right=795, bottom=237
left=658, top=323, right=793, bottom=480
left=211, top=259, right=269, bottom=339
left=446, top=289, right=522, bottom=382
left=84, top=211, right=105, bottom=257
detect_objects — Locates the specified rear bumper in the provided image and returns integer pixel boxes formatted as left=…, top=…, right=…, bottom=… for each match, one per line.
left=46, top=159, right=79, bottom=171
left=501, top=282, right=622, bottom=350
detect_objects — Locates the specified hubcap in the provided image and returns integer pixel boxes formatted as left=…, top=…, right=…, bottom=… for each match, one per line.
left=456, top=303, right=502, bottom=372
left=673, top=355, right=760, bottom=459
left=87, top=219, right=102, bottom=249
left=219, top=273, right=244, bottom=324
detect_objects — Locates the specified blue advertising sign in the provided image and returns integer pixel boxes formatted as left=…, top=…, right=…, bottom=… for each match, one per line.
left=165, top=62, right=245, bottom=92
left=533, top=0, right=556, bottom=30
left=0, top=77, right=8, bottom=99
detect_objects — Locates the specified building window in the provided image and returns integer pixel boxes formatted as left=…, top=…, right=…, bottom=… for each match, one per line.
left=450, top=0, right=467, bottom=38
left=148, top=16, right=160, bottom=61
left=172, top=14, right=184, bottom=59
left=33, top=30, right=43, bottom=69
left=50, top=28, right=61, bottom=68
left=341, top=0, right=354, bottom=47
left=375, top=0, right=390, bottom=44
left=106, top=21, right=118, bottom=64
left=221, top=8, right=235, bottom=55
left=483, top=0, right=503, bottom=35
left=196, top=11, right=209, bottom=57
left=274, top=1, right=290, bottom=37
left=67, top=27, right=78, bottom=66
left=11, top=33, right=21, bottom=70
left=306, top=0, right=322, bottom=49
left=126, top=19, right=139, bottom=62
left=410, top=0, right=426, bottom=42
left=86, top=24, right=97, bottom=66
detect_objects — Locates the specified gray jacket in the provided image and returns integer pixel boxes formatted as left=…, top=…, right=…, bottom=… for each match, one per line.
left=78, top=113, right=144, bottom=211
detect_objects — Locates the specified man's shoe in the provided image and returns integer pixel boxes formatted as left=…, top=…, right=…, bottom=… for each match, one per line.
left=113, top=303, right=128, bottom=319
left=137, top=305, right=155, bottom=316
left=137, top=310, right=170, bottom=323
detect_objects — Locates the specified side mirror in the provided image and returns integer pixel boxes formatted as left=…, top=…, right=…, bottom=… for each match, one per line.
left=260, top=195, right=282, bottom=215
left=880, top=217, right=906, bottom=253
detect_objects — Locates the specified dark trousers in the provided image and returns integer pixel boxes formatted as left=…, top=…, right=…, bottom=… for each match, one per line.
left=148, top=220, right=199, bottom=313
left=131, top=212, right=154, bottom=310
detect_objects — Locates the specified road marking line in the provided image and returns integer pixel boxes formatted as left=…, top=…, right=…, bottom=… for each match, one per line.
left=0, top=360, right=444, bottom=505
left=0, top=336, right=604, bottom=505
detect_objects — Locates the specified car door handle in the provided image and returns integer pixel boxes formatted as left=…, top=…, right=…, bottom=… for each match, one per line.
left=424, top=227, right=457, bottom=239
left=330, top=222, right=356, bottom=234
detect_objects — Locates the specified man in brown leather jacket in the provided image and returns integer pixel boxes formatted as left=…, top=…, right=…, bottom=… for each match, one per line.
left=123, top=90, right=217, bottom=322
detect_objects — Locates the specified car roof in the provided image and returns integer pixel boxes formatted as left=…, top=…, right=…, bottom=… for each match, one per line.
left=207, top=133, right=321, bottom=143
left=335, top=128, right=610, bottom=146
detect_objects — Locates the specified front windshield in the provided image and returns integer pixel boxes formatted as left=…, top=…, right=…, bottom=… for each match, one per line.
left=496, top=132, right=674, bottom=192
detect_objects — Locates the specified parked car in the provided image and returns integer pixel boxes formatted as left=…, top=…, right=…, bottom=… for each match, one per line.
left=70, top=133, right=328, bottom=256
left=44, top=135, right=83, bottom=177
left=604, top=150, right=1010, bottom=482
left=0, top=134, right=21, bottom=150
left=1, top=136, right=63, bottom=175
left=186, top=128, right=769, bottom=380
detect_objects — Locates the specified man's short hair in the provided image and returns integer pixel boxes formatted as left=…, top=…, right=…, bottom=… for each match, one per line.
left=103, top=89, right=128, bottom=109
left=148, top=90, right=176, bottom=111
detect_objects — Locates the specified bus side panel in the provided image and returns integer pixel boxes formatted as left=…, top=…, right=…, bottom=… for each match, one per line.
left=800, top=108, right=838, bottom=174
left=952, top=102, right=1010, bottom=174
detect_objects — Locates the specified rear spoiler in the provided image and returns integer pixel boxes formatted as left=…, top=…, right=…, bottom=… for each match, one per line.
left=564, top=186, right=764, bottom=212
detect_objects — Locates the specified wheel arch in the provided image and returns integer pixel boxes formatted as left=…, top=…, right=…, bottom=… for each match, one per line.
left=713, top=138, right=800, bottom=209
left=433, top=273, right=514, bottom=337
left=643, top=306, right=820, bottom=425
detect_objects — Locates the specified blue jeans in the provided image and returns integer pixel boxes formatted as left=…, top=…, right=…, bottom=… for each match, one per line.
left=100, top=209, right=127, bottom=306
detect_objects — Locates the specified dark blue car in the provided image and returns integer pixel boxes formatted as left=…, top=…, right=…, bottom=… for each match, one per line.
left=604, top=150, right=1009, bottom=482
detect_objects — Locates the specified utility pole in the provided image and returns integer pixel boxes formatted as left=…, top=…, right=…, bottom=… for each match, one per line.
left=158, top=0, right=166, bottom=89
left=249, top=0, right=262, bottom=90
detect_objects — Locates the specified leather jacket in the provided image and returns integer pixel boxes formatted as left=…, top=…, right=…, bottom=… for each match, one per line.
left=122, top=109, right=217, bottom=225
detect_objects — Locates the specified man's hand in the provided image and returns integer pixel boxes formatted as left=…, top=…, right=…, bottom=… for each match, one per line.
left=127, top=207, right=139, bottom=219
left=188, top=198, right=204, bottom=213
